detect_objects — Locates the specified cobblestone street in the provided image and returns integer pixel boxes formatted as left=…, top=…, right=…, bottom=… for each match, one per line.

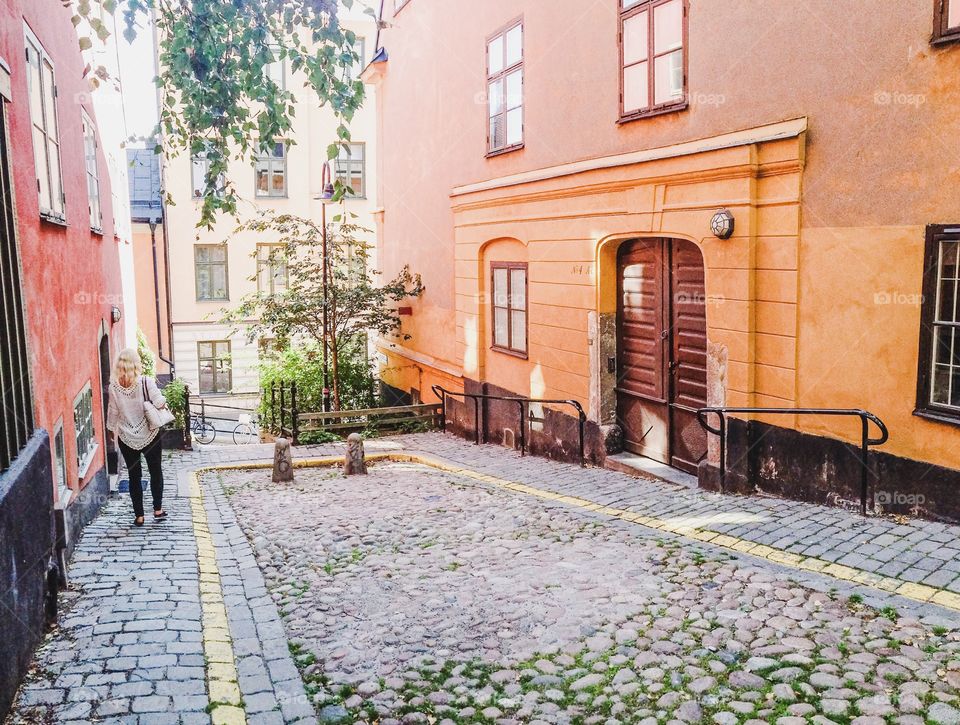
left=8, top=433, right=960, bottom=724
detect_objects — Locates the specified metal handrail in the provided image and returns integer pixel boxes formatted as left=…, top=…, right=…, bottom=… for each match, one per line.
left=431, top=385, right=588, bottom=467
left=696, top=406, right=889, bottom=515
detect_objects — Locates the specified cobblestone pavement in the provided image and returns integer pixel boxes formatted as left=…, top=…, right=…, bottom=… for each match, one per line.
left=7, top=431, right=960, bottom=725
left=7, top=442, right=349, bottom=725
left=8, top=485, right=210, bottom=724
left=224, top=461, right=960, bottom=725
left=397, top=434, right=960, bottom=609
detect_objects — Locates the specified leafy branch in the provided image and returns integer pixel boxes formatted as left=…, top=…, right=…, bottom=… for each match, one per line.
left=220, top=212, right=424, bottom=410
left=69, top=0, right=377, bottom=227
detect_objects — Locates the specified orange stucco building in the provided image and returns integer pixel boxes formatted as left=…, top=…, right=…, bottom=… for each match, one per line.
left=366, top=0, right=960, bottom=521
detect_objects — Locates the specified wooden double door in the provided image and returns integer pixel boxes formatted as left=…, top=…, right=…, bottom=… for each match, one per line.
left=616, top=238, right=708, bottom=474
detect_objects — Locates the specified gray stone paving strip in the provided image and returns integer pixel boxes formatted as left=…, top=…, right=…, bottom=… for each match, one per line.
left=202, top=471, right=317, bottom=725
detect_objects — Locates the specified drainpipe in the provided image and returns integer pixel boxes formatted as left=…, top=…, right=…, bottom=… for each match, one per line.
left=374, top=0, right=385, bottom=51
left=150, top=10, right=175, bottom=377
left=159, top=211, right=174, bottom=375
left=148, top=218, right=174, bottom=374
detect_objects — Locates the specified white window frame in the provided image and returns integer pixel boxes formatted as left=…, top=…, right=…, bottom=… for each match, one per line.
left=334, top=142, right=366, bottom=198
left=486, top=19, right=524, bottom=156
left=198, top=340, right=232, bottom=395
left=195, top=244, right=230, bottom=301
left=81, top=109, right=102, bottom=232
left=255, top=143, right=288, bottom=198
left=52, top=420, right=70, bottom=509
left=345, top=37, right=367, bottom=82
left=266, top=43, right=286, bottom=90
left=191, top=144, right=225, bottom=200
left=25, top=25, right=65, bottom=222
left=74, top=384, right=97, bottom=480
left=256, top=243, right=289, bottom=293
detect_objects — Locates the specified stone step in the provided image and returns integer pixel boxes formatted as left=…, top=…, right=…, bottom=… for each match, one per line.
left=604, top=452, right=698, bottom=489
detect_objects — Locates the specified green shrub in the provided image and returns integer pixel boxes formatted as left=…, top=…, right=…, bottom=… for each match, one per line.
left=298, top=430, right=343, bottom=444
left=162, top=377, right=189, bottom=430
left=259, top=337, right=377, bottom=429
left=137, top=329, right=156, bottom=377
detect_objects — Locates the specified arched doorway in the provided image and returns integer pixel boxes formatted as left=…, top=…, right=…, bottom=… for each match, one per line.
left=616, top=238, right=707, bottom=474
left=98, top=333, right=115, bottom=469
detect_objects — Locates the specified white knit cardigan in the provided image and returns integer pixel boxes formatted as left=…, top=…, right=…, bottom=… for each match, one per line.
left=106, top=376, right=167, bottom=450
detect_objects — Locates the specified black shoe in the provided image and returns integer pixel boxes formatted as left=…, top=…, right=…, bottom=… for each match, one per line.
left=153, top=510, right=168, bottom=520
left=134, top=516, right=145, bottom=527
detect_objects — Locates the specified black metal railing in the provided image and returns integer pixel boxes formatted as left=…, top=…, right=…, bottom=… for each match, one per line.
left=0, top=102, right=33, bottom=472
left=263, top=381, right=299, bottom=443
left=188, top=394, right=264, bottom=442
left=696, top=406, right=889, bottom=515
left=431, top=385, right=588, bottom=467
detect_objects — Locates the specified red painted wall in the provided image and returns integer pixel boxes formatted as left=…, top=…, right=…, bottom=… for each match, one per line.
left=0, top=0, right=124, bottom=497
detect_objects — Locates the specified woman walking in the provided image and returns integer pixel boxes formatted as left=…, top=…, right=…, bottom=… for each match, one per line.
left=107, top=348, right=168, bottom=526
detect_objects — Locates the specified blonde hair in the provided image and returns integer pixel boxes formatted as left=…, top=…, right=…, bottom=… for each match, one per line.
left=114, top=348, right=142, bottom=388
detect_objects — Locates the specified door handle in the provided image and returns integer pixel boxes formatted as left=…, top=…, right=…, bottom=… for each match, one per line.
left=660, top=330, right=669, bottom=340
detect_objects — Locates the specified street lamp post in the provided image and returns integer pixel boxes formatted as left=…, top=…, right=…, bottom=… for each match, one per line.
left=319, top=162, right=335, bottom=412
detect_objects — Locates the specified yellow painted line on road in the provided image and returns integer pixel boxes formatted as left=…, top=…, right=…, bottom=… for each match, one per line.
left=195, top=454, right=960, bottom=614
left=189, top=472, right=246, bottom=725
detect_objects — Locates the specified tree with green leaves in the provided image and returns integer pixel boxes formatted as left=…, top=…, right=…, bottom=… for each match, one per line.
left=221, top=213, right=424, bottom=411
left=72, top=0, right=373, bottom=227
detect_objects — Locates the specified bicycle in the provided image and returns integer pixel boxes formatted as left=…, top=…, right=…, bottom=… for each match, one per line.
left=233, top=413, right=260, bottom=445
left=191, top=412, right=216, bottom=444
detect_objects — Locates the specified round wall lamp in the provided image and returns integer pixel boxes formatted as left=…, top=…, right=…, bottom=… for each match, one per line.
left=710, top=208, right=735, bottom=240
left=111, top=306, right=122, bottom=324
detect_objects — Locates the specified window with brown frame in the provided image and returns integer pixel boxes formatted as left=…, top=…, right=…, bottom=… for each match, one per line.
left=491, top=262, right=527, bottom=355
left=619, top=0, right=687, bottom=121
left=934, top=0, right=960, bottom=43
left=486, top=20, right=523, bottom=155
left=917, top=225, right=960, bottom=423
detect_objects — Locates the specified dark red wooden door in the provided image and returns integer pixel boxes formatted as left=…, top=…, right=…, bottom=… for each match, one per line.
left=617, top=238, right=707, bottom=474
left=668, top=239, right=708, bottom=473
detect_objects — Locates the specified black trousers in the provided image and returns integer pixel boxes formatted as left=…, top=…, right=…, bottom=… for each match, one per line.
left=119, top=436, right=164, bottom=518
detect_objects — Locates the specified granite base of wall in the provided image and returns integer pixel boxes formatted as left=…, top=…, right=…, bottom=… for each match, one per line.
left=439, top=379, right=612, bottom=467
left=698, top=418, right=960, bottom=524
left=59, top=465, right=109, bottom=562
left=0, top=430, right=54, bottom=720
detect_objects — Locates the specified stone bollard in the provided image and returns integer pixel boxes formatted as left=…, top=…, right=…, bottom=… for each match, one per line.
left=273, top=437, right=294, bottom=483
left=344, top=432, right=367, bottom=475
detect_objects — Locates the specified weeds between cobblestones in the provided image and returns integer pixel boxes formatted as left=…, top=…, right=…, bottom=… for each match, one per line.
left=222, top=462, right=960, bottom=725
